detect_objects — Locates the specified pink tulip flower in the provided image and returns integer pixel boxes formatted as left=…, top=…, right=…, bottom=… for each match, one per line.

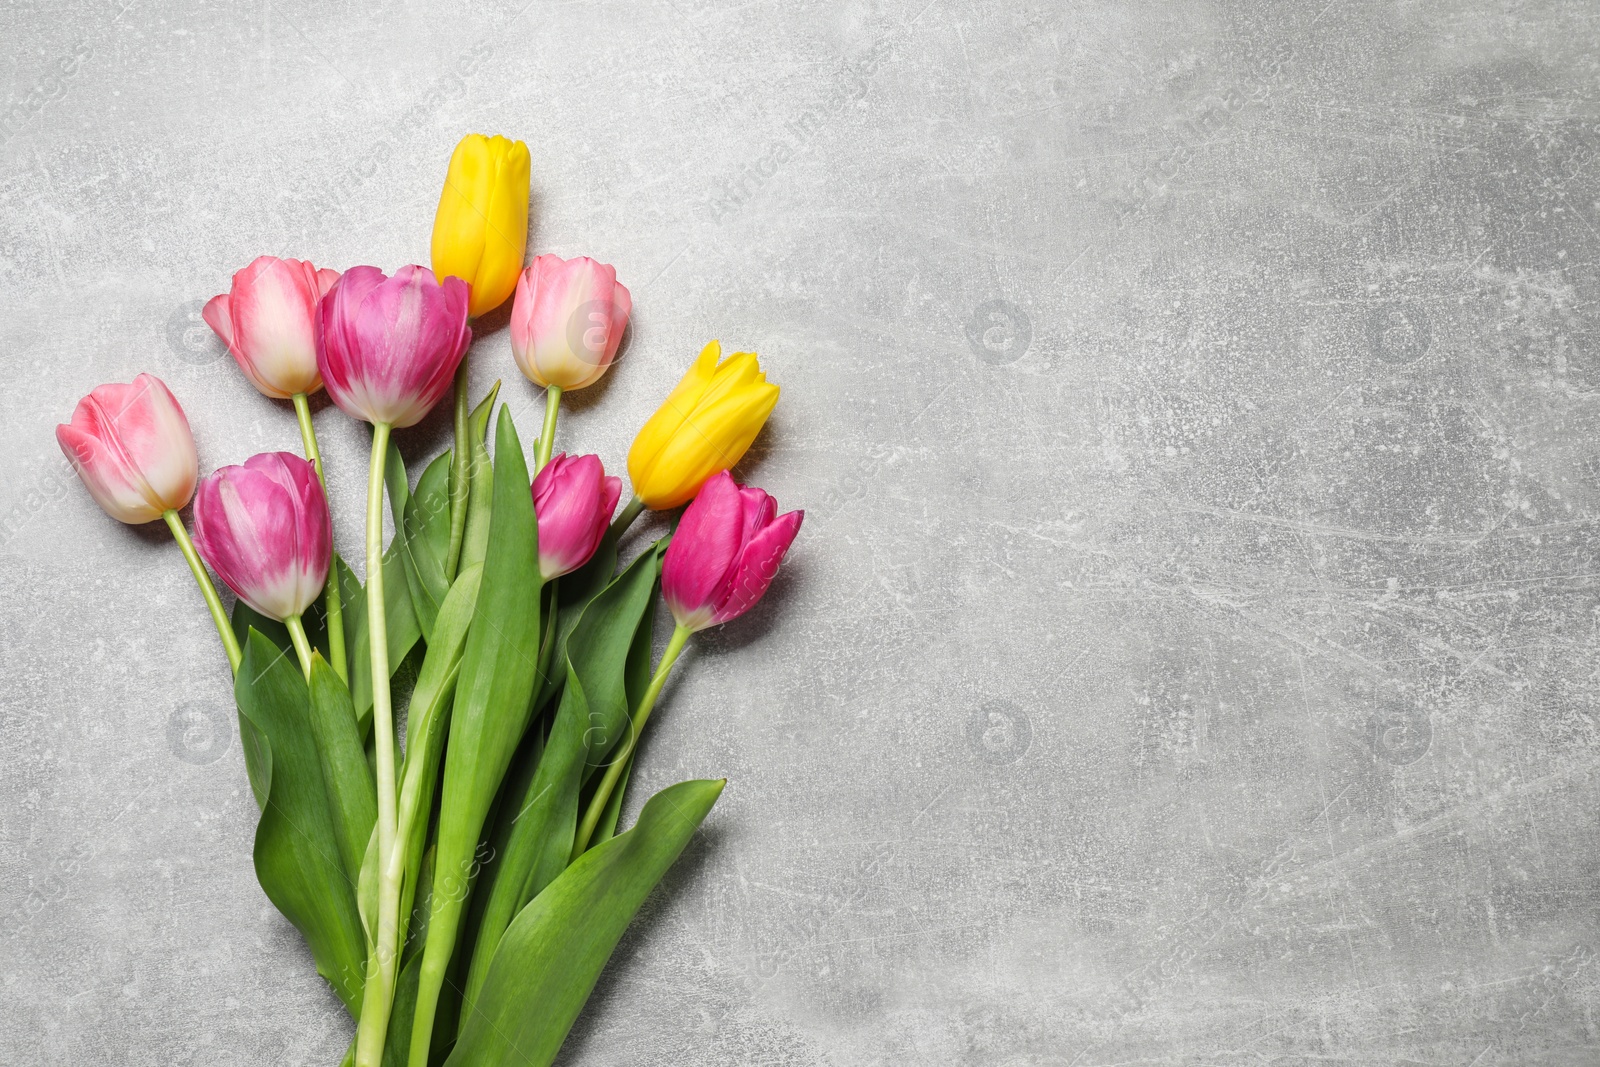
left=532, top=453, right=622, bottom=580
left=509, top=255, right=631, bottom=391
left=662, top=471, right=803, bottom=632
left=56, top=374, right=199, bottom=524
left=191, top=452, right=331, bottom=622
left=315, top=265, right=472, bottom=428
left=203, top=256, right=340, bottom=398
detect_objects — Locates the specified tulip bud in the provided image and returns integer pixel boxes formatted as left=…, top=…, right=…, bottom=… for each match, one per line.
left=191, top=452, right=331, bottom=622
left=627, top=340, right=780, bottom=510
left=431, top=133, right=531, bottom=318
left=56, top=373, right=199, bottom=524
left=203, top=256, right=340, bottom=398
left=662, top=471, right=802, bottom=632
left=532, top=453, right=622, bottom=580
left=316, top=265, right=472, bottom=428
left=509, top=255, right=631, bottom=392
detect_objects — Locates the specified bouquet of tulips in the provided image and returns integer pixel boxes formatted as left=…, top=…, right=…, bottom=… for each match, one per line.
left=54, top=134, right=801, bottom=1067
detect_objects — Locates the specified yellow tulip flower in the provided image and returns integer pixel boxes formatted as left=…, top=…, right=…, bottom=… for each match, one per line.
left=430, top=133, right=531, bottom=317
left=628, top=340, right=780, bottom=509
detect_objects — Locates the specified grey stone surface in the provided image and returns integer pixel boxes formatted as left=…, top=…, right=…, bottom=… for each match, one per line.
left=4, top=0, right=1600, bottom=1063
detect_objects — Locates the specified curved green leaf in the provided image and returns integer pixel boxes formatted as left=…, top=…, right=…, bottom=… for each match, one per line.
left=308, top=655, right=376, bottom=885
left=458, top=541, right=664, bottom=1019
left=343, top=548, right=422, bottom=737
left=408, top=406, right=543, bottom=1058
left=397, top=563, right=483, bottom=954
left=445, top=779, right=725, bottom=1067
left=400, top=451, right=454, bottom=641
left=458, top=392, right=498, bottom=576
left=236, top=629, right=367, bottom=1015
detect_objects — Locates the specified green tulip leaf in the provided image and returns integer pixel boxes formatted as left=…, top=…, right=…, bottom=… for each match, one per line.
left=408, top=406, right=543, bottom=1057
left=308, top=655, right=377, bottom=885
left=342, top=548, right=422, bottom=737
left=235, top=629, right=367, bottom=1016
left=385, top=435, right=412, bottom=530
left=227, top=602, right=284, bottom=808
left=445, top=778, right=725, bottom=1067
left=532, top=522, right=623, bottom=710
left=457, top=386, right=499, bottom=576
left=396, top=562, right=483, bottom=955
left=468, top=382, right=500, bottom=445
left=400, top=451, right=454, bottom=640
left=590, top=752, right=634, bottom=846
left=458, top=541, right=664, bottom=1016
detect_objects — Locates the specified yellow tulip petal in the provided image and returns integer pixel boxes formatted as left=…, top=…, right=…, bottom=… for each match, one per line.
left=627, top=340, right=723, bottom=490
left=431, top=134, right=532, bottom=316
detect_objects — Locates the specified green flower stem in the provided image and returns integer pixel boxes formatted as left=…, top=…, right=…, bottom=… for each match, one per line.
left=534, top=385, right=562, bottom=472
left=445, top=358, right=471, bottom=580
left=292, top=392, right=347, bottom=681
left=609, top=494, right=645, bottom=540
left=283, top=613, right=314, bottom=681
left=571, top=622, right=692, bottom=858
left=162, top=509, right=242, bottom=674
left=354, top=421, right=401, bottom=1067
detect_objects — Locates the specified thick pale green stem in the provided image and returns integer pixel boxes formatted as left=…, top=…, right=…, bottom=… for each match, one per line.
left=283, top=614, right=314, bottom=681
left=292, top=392, right=346, bottom=681
left=445, top=358, right=471, bottom=580
left=610, top=494, right=645, bottom=540
left=162, top=509, right=242, bottom=673
left=571, top=623, right=692, bottom=857
left=534, top=386, right=562, bottom=472
left=353, top=422, right=400, bottom=1067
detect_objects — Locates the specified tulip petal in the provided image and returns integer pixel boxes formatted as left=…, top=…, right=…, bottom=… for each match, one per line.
left=627, top=340, right=724, bottom=500
left=202, top=293, right=234, bottom=349
left=661, top=471, right=744, bottom=630
left=316, top=265, right=470, bottom=428
left=193, top=452, right=329, bottom=621
left=712, top=508, right=803, bottom=626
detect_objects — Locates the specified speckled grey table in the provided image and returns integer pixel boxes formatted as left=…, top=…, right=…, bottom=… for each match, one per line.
left=4, top=1, right=1599, bottom=1064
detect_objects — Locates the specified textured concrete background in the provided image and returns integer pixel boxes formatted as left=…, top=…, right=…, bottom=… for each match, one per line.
left=4, top=0, right=1600, bottom=1063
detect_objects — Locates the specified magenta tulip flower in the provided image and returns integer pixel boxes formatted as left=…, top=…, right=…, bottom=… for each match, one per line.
left=662, top=471, right=803, bottom=632
left=191, top=452, right=330, bottom=623
left=532, top=453, right=621, bottom=580
left=204, top=256, right=340, bottom=399
left=56, top=373, right=198, bottom=525
left=315, top=264, right=472, bottom=428
left=573, top=470, right=802, bottom=858
left=510, top=255, right=631, bottom=392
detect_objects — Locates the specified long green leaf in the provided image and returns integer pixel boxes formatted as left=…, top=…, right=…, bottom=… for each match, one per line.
left=446, top=779, right=725, bottom=1067
left=457, top=393, right=498, bottom=576
left=385, top=436, right=411, bottom=529
left=400, top=451, right=453, bottom=641
left=532, top=523, right=622, bottom=711
left=228, top=604, right=280, bottom=808
left=590, top=753, right=634, bottom=846
left=354, top=560, right=485, bottom=971
left=458, top=541, right=664, bottom=1017
left=236, top=629, right=368, bottom=1015
left=396, top=563, right=483, bottom=953
left=308, top=655, right=377, bottom=885
left=408, top=406, right=543, bottom=1060
left=343, top=548, right=422, bottom=736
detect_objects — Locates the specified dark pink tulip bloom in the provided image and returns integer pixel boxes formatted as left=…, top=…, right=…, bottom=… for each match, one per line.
left=204, top=256, right=340, bottom=399
left=191, top=452, right=330, bottom=622
left=532, top=453, right=622, bottom=580
left=56, top=373, right=199, bottom=524
left=315, top=264, right=471, bottom=428
left=662, top=471, right=803, bottom=632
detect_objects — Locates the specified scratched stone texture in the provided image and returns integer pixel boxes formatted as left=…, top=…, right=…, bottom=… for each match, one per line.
left=4, top=0, right=1600, bottom=1063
